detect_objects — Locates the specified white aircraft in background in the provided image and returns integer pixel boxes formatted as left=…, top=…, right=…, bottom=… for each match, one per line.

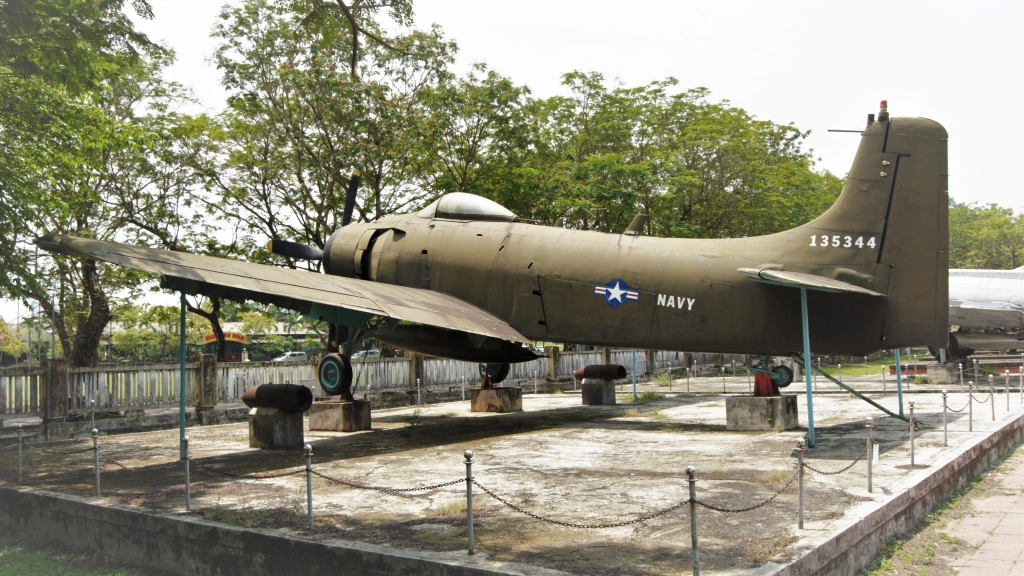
left=940, top=266, right=1024, bottom=360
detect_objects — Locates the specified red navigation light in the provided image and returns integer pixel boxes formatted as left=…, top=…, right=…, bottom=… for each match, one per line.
left=880, top=100, right=888, bottom=108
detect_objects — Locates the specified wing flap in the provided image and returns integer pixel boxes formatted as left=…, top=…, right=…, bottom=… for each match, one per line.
left=37, top=234, right=527, bottom=343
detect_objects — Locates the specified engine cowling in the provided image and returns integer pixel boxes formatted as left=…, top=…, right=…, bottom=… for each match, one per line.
left=323, top=224, right=375, bottom=279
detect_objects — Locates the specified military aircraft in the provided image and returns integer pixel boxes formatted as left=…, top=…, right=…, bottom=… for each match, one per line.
left=37, top=102, right=949, bottom=400
left=938, top=266, right=1024, bottom=360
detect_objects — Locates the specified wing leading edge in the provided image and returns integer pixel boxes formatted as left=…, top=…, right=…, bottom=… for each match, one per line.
left=36, top=234, right=527, bottom=343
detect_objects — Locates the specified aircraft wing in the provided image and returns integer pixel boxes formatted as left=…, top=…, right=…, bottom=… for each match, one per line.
left=737, top=268, right=884, bottom=296
left=36, top=234, right=528, bottom=343
left=949, top=300, right=1024, bottom=332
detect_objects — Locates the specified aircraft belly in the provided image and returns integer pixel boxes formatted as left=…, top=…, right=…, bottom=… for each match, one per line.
left=510, top=273, right=547, bottom=341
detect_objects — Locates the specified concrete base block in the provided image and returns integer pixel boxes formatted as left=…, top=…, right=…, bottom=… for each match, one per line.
left=927, top=363, right=956, bottom=384
left=308, top=401, right=371, bottom=432
left=581, top=380, right=616, bottom=405
left=726, top=395, right=799, bottom=431
left=470, top=387, right=523, bottom=413
left=248, top=407, right=304, bottom=449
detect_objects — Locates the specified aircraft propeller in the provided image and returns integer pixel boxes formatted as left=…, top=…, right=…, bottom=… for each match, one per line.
left=265, top=168, right=361, bottom=264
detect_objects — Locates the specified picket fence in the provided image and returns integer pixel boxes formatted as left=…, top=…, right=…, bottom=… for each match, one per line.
left=0, top=350, right=701, bottom=417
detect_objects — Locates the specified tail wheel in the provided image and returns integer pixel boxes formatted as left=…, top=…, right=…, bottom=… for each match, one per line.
left=479, top=363, right=511, bottom=384
left=770, top=365, right=794, bottom=387
left=319, top=353, right=353, bottom=397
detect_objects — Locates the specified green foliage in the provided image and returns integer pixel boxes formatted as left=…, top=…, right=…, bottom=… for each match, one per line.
left=0, top=317, right=28, bottom=361
left=0, top=530, right=143, bottom=575
left=949, top=199, right=1024, bottom=269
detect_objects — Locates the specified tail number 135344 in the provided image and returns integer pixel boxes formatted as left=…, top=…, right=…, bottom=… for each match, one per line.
left=810, top=235, right=876, bottom=249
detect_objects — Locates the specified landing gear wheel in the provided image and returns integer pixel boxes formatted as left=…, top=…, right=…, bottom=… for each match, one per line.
left=319, top=353, right=353, bottom=400
left=478, top=363, right=511, bottom=385
left=770, top=365, right=793, bottom=387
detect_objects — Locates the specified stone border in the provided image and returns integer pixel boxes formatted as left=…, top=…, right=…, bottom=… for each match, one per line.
left=0, top=485, right=567, bottom=576
left=771, top=411, right=1024, bottom=575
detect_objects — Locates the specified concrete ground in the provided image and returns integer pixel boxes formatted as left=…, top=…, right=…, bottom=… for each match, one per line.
left=2, top=376, right=1022, bottom=576
left=947, top=448, right=1024, bottom=576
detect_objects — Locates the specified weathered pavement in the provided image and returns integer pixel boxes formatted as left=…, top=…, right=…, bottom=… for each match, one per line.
left=948, top=448, right=1024, bottom=576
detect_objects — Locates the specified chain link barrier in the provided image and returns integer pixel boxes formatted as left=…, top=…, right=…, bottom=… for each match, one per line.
left=947, top=399, right=971, bottom=413
left=190, top=459, right=306, bottom=480
left=692, top=468, right=799, bottom=513
left=970, top=393, right=990, bottom=404
left=873, top=423, right=913, bottom=448
left=473, top=479, right=691, bottom=528
left=98, top=449, right=135, bottom=472
left=803, top=445, right=869, bottom=476
left=27, top=443, right=96, bottom=456
left=311, top=469, right=464, bottom=493
left=0, top=441, right=20, bottom=451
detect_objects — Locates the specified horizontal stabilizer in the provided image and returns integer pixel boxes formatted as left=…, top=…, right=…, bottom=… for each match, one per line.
left=737, top=268, right=884, bottom=296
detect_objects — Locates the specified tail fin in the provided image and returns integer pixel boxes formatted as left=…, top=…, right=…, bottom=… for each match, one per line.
left=795, top=105, right=948, bottom=349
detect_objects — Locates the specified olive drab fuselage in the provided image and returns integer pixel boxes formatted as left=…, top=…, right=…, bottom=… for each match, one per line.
left=324, top=115, right=949, bottom=357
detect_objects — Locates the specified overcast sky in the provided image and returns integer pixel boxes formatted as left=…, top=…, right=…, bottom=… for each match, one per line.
left=4, top=0, right=1022, bottom=323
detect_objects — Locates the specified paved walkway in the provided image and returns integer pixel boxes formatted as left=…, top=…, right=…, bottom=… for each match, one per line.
left=949, top=448, right=1024, bottom=576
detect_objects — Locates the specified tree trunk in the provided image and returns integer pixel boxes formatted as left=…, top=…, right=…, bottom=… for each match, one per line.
left=68, top=259, right=112, bottom=368
left=187, top=297, right=226, bottom=362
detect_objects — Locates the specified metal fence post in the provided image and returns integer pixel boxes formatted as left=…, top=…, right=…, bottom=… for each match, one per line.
left=838, top=363, right=842, bottom=386
left=91, top=398, right=95, bottom=429
left=796, top=438, right=805, bottom=529
left=882, top=365, right=886, bottom=394
left=92, top=428, right=100, bottom=496
left=909, top=402, right=915, bottom=467
left=969, top=382, right=974, bottom=431
left=866, top=417, right=873, bottom=493
left=417, top=378, right=421, bottom=406
left=465, top=450, right=474, bottom=555
left=721, top=367, right=725, bottom=393
left=17, top=425, right=23, bottom=485
left=462, top=376, right=466, bottom=401
left=533, top=371, right=537, bottom=395
left=958, top=363, right=963, bottom=391
left=1005, top=371, right=1010, bottom=412
left=184, top=436, right=191, bottom=511
left=686, top=368, right=690, bottom=394
left=989, top=376, right=995, bottom=421
left=687, top=466, right=699, bottom=576
left=305, top=444, right=313, bottom=529
left=942, top=391, right=948, bottom=447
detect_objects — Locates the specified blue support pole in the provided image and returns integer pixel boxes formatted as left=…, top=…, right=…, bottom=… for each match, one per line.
left=179, top=292, right=187, bottom=459
left=632, top=349, right=638, bottom=400
left=800, top=288, right=815, bottom=447
left=895, top=348, right=904, bottom=417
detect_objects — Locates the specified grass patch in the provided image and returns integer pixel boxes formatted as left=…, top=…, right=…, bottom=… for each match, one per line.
left=440, top=411, right=457, bottom=418
left=761, top=469, right=796, bottom=487
left=430, top=500, right=468, bottom=517
left=748, top=535, right=799, bottom=564
left=211, top=501, right=270, bottom=528
left=0, top=532, right=145, bottom=576
left=653, top=372, right=674, bottom=387
left=397, top=409, right=422, bottom=423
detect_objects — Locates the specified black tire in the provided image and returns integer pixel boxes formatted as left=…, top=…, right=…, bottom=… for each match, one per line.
left=478, top=363, right=511, bottom=384
left=318, top=353, right=353, bottom=396
left=770, top=364, right=794, bottom=387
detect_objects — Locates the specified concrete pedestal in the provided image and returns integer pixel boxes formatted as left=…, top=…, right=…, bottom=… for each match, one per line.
left=248, top=407, right=304, bottom=449
left=927, top=363, right=956, bottom=384
left=726, top=395, right=799, bottom=431
left=470, top=387, right=523, bottom=413
left=581, top=380, right=616, bottom=405
left=308, top=401, right=371, bottom=432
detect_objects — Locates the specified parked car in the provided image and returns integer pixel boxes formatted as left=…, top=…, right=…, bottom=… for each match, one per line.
left=270, top=351, right=308, bottom=362
left=351, top=349, right=381, bottom=360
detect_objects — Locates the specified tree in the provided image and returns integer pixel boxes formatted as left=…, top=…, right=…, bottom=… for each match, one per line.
left=949, top=200, right=1024, bottom=269
left=207, top=0, right=454, bottom=269
left=0, top=317, right=28, bottom=364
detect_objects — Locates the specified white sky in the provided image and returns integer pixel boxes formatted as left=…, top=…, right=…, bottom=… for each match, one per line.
left=3, top=0, right=1022, bottom=323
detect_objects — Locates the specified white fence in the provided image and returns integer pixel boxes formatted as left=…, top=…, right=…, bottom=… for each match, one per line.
left=0, top=349, right=710, bottom=417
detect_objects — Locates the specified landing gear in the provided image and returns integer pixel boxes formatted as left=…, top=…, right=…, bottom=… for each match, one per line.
left=770, top=365, right=794, bottom=387
left=319, top=353, right=354, bottom=401
left=478, top=363, right=510, bottom=388
left=746, top=356, right=793, bottom=388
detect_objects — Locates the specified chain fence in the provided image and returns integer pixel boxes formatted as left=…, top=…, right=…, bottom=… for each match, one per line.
left=2, top=388, right=1014, bottom=570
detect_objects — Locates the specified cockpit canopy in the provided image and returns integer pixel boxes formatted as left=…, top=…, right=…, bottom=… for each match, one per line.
left=417, top=192, right=518, bottom=222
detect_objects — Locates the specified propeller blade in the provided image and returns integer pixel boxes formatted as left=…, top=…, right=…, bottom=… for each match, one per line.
left=342, top=168, right=361, bottom=226
left=266, top=239, right=323, bottom=261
